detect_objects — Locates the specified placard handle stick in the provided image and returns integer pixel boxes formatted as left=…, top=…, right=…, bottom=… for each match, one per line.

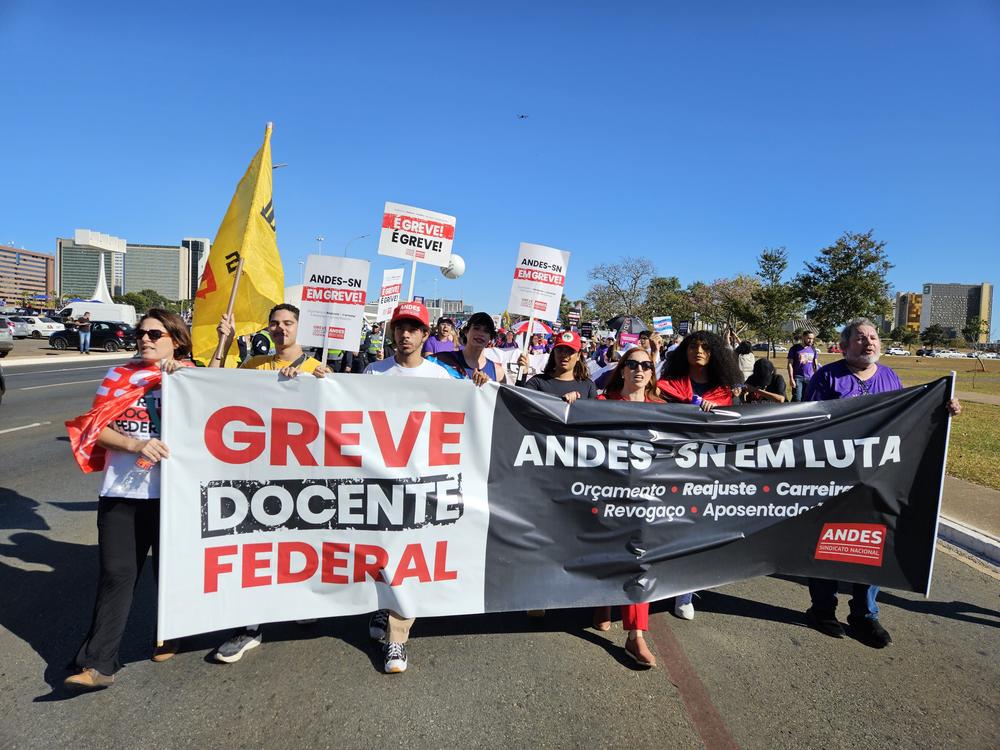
left=210, top=256, right=245, bottom=364
left=407, top=257, right=418, bottom=302
left=319, top=310, right=333, bottom=366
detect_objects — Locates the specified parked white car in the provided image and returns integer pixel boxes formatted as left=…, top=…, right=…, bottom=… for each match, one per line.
left=886, top=347, right=911, bottom=356
left=11, top=315, right=65, bottom=339
left=6, top=317, right=30, bottom=338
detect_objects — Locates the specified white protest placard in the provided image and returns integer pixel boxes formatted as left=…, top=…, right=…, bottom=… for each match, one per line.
left=506, top=242, right=570, bottom=322
left=298, top=255, right=370, bottom=350
left=378, top=202, right=455, bottom=268
left=376, top=268, right=405, bottom=322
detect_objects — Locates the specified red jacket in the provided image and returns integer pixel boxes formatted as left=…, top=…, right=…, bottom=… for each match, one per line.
left=656, top=376, right=733, bottom=406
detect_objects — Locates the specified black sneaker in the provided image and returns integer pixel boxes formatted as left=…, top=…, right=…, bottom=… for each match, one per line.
left=383, top=641, right=407, bottom=673
left=369, top=609, right=389, bottom=641
left=806, top=608, right=846, bottom=638
left=847, top=615, right=892, bottom=648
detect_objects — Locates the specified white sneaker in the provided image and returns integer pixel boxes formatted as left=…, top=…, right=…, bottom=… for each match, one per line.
left=674, top=602, right=695, bottom=620
left=214, top=630, right=262, bottom=663
left=383, top=641, right=408, bottom=673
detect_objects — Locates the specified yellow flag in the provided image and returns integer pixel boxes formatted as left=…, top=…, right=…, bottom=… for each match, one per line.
left=191, top=123, right=284, bottom=365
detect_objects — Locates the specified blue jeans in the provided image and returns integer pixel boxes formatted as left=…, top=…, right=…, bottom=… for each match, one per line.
left=675, top=592, right=693, bottom=606
left=79, top=331, right=91, bottom=353
left=808, top=578, right=879, bottom=619
left=792, top=376, right=809, bottom=402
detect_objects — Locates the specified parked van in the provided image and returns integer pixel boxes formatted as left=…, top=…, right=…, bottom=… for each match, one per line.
left=57, top=302, right=137, bottom=326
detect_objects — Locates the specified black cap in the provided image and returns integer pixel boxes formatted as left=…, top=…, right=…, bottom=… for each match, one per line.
left=465, top=311, right=497, bottom=336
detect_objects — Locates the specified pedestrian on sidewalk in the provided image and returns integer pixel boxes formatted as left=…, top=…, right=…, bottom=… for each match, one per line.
left=63, top=309, right=193, bottom=690
left=804, top=318, right=961, bottom=648
left=77, top=312, right=92, bottom=354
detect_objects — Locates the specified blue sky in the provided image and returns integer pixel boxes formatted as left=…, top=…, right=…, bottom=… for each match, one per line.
left=3, top=1, right=998, bottom=333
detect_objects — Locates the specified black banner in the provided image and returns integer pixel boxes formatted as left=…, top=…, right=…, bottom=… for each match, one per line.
left=484, top=378, right=952, bottom=610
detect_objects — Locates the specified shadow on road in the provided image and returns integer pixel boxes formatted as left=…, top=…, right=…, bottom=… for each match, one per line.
left=876, top=591, right=1000, bottom=628
left=0, top=488, right=51, bottom=531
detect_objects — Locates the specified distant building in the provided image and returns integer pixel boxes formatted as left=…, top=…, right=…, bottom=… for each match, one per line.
left=182, top=238, right=211, bottom=299
left=56, top=236, right=125, bottom=298
left=919, top=282, right=993, bottom=342
left=57, top=233, right=203, bottom=301
left=0, top=245, right=55, bottom=303
left=125, top=243, right=191, bottom=300
left=894, top=292, right=923, bottom=333
left=424, top=298, right=465, bottom=315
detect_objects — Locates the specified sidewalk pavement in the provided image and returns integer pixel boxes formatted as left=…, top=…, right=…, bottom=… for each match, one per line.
left=955, top=389, right=1000, bottom=406
left=940, top=475, right=1000, bottom=565
left=2, top=352, right=133, bottom=368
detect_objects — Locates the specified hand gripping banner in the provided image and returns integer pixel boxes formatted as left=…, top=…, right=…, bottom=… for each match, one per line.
left=158, top=370, right=952, bottom=640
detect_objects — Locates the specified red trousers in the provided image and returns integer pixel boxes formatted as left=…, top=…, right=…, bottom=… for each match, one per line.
left=622, top=603, right=649, bottom=631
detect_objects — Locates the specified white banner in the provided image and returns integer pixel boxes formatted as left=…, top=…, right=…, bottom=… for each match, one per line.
left=158, top=369, right=498, bottom=641
left=506, top=242, right=570, bottom=322
left=377, top=201, right=455, bottom=268
left=298, top=255, right=370, bottom=350
left=375, top=268, right=405, bottom=323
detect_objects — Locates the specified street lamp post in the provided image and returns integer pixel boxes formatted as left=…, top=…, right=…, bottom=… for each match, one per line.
left=315, top=236, right=325, bottom=256
left=298, top=261, right=305, bottom=285
left=343, top=234, right=370, bottom=257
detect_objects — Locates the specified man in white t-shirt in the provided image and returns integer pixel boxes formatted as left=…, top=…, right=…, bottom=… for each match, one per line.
left=364, top=302, right=458, bottom=673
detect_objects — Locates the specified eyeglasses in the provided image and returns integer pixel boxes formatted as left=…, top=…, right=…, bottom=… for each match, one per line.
left=624, top=360, right=654, bottom=372
left=136, top=329, right=170, bottom=342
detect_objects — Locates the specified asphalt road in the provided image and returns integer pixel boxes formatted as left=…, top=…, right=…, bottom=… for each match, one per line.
left=0, top=361, right=998, bottom=749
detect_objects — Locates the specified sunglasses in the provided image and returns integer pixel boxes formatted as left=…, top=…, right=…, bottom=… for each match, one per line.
left=136, top=329, right=170, bottom=342
left=624, top=360, right=654, bottom=372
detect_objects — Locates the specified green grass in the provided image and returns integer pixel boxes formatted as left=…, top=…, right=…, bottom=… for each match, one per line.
left=753, top=351, right=1000, bottom=490
left=946, top=401, right=1000, bottom=491
left=755, top=352, right=1000, bottom=397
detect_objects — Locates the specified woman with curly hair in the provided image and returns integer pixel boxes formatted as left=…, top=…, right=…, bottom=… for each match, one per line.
left=592, top=347, right=663, bottom=667
left=655, top=331, right=741, bottom=620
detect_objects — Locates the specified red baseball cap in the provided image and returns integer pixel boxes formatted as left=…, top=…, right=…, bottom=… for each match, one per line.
left=390, top=301, right=430, bottom=329
left=552, top=330, right=582, bottom=352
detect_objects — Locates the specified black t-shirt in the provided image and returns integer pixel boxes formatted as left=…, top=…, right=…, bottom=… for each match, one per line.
left=742, top=374, right=787, bottom=403
left=522, top=374, right=597, bottom=400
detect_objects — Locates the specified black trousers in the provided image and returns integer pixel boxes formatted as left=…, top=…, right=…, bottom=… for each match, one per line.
left=75, top=497, right=160, bottom=675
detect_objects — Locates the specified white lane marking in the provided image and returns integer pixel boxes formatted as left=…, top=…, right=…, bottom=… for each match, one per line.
left=20, top=379, right=101, bottom=391
left=0, top=421, right=53, bottom=435
left=5, top=365, right=113, bottom=377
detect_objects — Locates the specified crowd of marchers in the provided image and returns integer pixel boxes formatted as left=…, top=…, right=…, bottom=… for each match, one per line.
left=61, top=301, right=961, bottom=690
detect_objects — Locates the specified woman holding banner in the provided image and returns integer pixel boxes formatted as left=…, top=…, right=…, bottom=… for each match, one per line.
left=429, top=312, right=507, bottom=385
left=63, top=309, right=193, bottom=690
left=517, top=331, right=596, bottom=402
left=594, top=347, right=664, bottom=668
left=656, top=331, right=741, bottom=620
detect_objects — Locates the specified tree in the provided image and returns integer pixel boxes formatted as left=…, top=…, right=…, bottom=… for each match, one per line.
left=734, top=248, right=801, bottom=357
left=920, top=324, right=948, bottom=349
left=962, top=317, right=988, bottom=350
left=795, top=230, right=893, bottom=340
left=640, top=276, right=694, bottom=324
left=889, top=326, right=919, bottom=351
left=558, top=294, right=595, bottom=328
left=585, top=257, right=655, bottom=322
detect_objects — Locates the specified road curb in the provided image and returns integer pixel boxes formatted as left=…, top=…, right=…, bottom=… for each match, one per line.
left=2, top=352, right=133, bottom=368
left=938, top=516, right=1000, bottom=566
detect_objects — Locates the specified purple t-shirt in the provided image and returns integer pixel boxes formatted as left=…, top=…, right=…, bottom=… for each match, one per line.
left=788, top=343, right=818, bottom=380
left=423, top=335, right=458, bottom=355
left=807, top=360, right=902, bottom=401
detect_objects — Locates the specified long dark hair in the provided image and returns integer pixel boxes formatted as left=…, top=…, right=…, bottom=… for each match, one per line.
left=138, top=308, right=192, bottom=358
left=605, top=348, right=663, bottom=402
left=542, top=346, right=591, bottom=380
left=662, top=331, right=741, bottom=388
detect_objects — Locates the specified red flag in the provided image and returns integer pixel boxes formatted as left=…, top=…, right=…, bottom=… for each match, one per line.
left=66, top=361, right=165, bottom=473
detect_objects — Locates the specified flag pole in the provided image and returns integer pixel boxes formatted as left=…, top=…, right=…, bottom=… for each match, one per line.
left=407, top=257, right=418, bottom=301
left=210, top=256, right=245, bottom=364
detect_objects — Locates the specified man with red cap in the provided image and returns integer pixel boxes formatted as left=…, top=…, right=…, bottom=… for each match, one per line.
left=364, top=301, right=459, bottom=673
